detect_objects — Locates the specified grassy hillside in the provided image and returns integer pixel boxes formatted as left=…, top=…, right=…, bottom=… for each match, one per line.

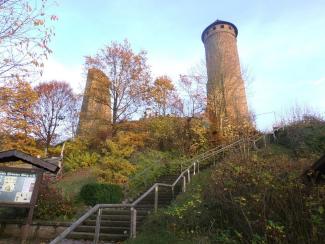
left=127, top=143, right=325, bottom=243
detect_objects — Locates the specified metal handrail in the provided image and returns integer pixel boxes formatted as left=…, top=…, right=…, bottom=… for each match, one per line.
left=50, top=204, right=132, bottom=244
left=130, top=144, right=225, bottom=183
left=131, top=183, right=158, bottom=206
left=50, top=135, right=264, bottom=244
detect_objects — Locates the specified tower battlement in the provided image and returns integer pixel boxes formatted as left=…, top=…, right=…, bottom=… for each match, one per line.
left=201, top=20, right=238, bottom=42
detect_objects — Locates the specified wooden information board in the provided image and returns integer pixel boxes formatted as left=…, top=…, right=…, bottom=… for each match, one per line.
left=0, top=171, right=36, bottom=204
left=0, top=150, right=60, bottom=242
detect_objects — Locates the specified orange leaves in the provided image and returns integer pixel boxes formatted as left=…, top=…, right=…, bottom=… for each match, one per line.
left=85, top=39, right=151, bottom=125
left=34, top=81, right=76, bottom=150
left=50, top=15, right=58, bottom=21
left=0, top=79, right=38, bottom=136
left=0, top=0, right=55, bottom=81
left=149, top=76, right=183, bottom=116
left=33, top=19, right=44, bottom=26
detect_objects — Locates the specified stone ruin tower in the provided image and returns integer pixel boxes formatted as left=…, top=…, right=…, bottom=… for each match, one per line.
left=77, top=68, right=112, bottom=138
left=202, top=20, right=249, bottom=127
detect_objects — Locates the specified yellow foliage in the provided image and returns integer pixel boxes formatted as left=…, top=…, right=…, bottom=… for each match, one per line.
left=94, top=157, right=136, bottom=184
left=0, top=79, right=38, bottom=136
left=94, top=139, right=136, bottom=184
left=0, top=133, right=43, bottom=157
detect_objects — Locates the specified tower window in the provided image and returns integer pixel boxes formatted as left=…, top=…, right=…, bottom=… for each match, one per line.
left=229, top=26, right=232, bottom=30
left=213, top=26, right=216, bottom=30
left=220, top=25, right=224, bottom=28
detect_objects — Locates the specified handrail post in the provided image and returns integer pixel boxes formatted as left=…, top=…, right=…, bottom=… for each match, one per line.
left=197, top=162, right=200, bottom=174
left=94, top=208, right=102, bottom=244
left=253, top=140, right=258, bottom=150
left=154, top=185, right=158, bottom=213
left=187, top=169, right=190, bottom=183
left=182, top=176, right=186, bottom=192
left=193, top=162, right=196, bottom=175
left=130, top=207, right=137, bottom=238
left=172, top=185, right=175, bottom=199
left=243, top=142, right=246, bottom=159
left=247, top=142, right=250, bottom=157
left=263, top=135, right=267, bottom=148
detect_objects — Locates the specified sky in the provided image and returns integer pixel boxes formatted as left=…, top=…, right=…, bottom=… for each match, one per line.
left=41, top=0, right=325, bottom=131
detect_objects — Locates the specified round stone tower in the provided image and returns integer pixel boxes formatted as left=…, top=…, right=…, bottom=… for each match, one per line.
left=202, top=20, right=249, bottom=126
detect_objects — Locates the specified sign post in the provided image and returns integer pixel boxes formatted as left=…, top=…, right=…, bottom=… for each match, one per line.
left=0, top=150, right=60, bottom=243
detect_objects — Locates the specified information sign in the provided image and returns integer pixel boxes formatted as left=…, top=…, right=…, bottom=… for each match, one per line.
left=0, top=171, right=36, bottom=203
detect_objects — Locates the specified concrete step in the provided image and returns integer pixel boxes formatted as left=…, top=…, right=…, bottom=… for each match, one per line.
left=138, top=199, right=172, bottom=204
left=67, top=232, right=129, bottom=241
left=140, top=195, right=173, bottom=200
left=101, top=209, right=148, bottom=215
left=75, top=225, right=130, bottom=235
left=83, top=220, right=133, bottom=227
left=89, top=214, right=146, bottom=221
left=132, top=204, right=155, bottom=208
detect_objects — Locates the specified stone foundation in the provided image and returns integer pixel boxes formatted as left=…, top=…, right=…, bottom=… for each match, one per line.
left=0, top=220, right=70, bottom=242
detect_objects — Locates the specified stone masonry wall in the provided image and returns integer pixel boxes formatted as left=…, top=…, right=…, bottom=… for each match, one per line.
left=203, top=22, right=249, bottom=123
left=77, top=68, right=112, bottom=138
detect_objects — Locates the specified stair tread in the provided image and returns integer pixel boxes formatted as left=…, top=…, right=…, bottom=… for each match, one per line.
left=71, top=231, right=128, bottom=236
left=84, top=220, right=138, bottom=223
left=77, top=225, right=130, bottom=229
left=68, top=231, right=129, bottom=240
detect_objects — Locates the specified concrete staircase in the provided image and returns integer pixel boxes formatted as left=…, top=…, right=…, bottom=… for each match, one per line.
left=63, top=175, right=181, bottom=243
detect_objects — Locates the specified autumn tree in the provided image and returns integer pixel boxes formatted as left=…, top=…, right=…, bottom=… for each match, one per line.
left=85, top=39, right=151, bottom=127
left=65, top=93, right=82, bottom=138
left=179, top=74, right=206, bottom=117
left=34, top=81, right=76, bottom=154
left=150, top=76, right=182, bottom=116
left=0, top=0, right=57, bottom=82
left=0, top=79, right=41, bottom=155
left=0, top=79, right=38, bottom=135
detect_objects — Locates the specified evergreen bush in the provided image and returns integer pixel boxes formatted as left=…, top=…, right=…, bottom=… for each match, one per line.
left=79, top=183, right=123, bottom=206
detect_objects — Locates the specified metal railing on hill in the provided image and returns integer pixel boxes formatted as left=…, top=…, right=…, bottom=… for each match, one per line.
left=50, top=134, right=270, bottom=244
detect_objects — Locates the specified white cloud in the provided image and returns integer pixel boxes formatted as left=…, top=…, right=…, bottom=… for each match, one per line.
left=310, top=77, right=325, bottom=86
left=41, top=58, right=85, bottom=94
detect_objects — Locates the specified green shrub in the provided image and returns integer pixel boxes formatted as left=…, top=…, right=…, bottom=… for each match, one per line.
left=64, top=139, right=100, bottom=171
left=130, top=147, right=325, bottom=243
left=79, top=183, right=123, bottom=206
left=276, top=116, right=325, bottom=157
left=203, top=149, right=325, bottom=243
